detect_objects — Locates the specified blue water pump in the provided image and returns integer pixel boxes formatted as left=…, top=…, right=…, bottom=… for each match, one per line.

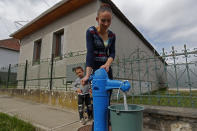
left=90, top=68, right=131, bottom=131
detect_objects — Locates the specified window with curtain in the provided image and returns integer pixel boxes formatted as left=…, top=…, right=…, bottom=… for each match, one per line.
left=33, top=39, right=42, bottom=64
left=53, top=29, right=64, bottom=58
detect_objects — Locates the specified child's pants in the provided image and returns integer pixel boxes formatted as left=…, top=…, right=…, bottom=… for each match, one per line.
left=78, top=94, right=92, bottom=119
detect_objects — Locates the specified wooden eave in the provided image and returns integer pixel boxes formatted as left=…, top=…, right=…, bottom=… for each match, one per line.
left=10, top=0, right=94, bottom=40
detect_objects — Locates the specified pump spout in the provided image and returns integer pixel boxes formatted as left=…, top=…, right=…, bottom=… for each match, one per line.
left=91, top=68, right=131, bottom=92
left=106, top=79, right=130, bottom=92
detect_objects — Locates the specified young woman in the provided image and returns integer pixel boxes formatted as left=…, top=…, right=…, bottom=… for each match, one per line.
left=81, top=4, right=115, bottom=129
left=81, top=3, right=116, bottom=85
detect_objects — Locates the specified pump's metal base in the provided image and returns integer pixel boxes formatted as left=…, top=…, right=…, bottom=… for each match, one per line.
left=77, top=125, right=112, bottom=131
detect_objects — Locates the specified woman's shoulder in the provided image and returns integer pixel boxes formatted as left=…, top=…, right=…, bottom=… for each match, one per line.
left=87, top=26, right=96, bottom=34
left=108, top=29, right=116, bottom=38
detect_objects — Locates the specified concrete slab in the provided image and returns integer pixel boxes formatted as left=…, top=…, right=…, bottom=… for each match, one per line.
left=0, top=95, right=81, bottom=130
left=0, top=95, right=151, bottom=131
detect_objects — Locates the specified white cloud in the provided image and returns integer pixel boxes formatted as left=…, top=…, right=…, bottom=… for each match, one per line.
left=112, top=0, right=197, bottom=52
left=0, top=0, right=61, bottom=39
left=0, top=0, right=196, bottom=53
left=171, top=26, right=197, bottom=40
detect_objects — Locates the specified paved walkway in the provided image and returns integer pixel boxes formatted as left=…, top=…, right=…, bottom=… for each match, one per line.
left=0, top=94, right=155, bottom=131
left=0, top=95, right=88, bottom=131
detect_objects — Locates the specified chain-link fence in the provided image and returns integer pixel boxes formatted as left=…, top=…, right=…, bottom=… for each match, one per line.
left=113, top=45, right=197, bottom=108
left=0, top=45, right=197, bottom=108
left=0, top=64, right=18, bottom=88
left=14, top=50, right=87, bottom=91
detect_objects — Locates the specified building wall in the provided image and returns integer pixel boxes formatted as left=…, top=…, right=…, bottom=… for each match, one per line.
left=19, top=1, right=98, bottom=64
left=17, top=1, right=166, bottom=93
left=17, top=1, right=98, bottom=89
left=110, top=13, right=166, bottom=94
left=0, top=48, right=19, bottom=67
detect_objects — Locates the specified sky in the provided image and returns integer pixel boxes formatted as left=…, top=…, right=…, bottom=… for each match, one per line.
left=0, top=0, right=197, bottom=53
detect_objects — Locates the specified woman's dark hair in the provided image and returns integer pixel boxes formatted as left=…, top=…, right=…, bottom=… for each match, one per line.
left=97, top=3, right=112, bottom=16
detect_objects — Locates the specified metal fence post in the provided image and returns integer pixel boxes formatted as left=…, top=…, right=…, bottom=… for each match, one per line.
left=162, top=48, right=170, bottom=105
left=137, top=48, right=142, bottom=103
left=130, top=60, right=134, bottom=104
left=50, top=54, right=54, bottom=91
left=184, top=45, right=194, bottom=107
left=116, top=56, right=120, bottom=78
left=24, top=60, right=28, bottom=89
left=153, top=49, right=161, bottom=105
left=6, top=64, right=11, bottom=88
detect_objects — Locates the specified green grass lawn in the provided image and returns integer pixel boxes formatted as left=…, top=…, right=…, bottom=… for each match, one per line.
left=113, top=88, right=197, bottom=108
left=0, top=113, right=35, bottom=131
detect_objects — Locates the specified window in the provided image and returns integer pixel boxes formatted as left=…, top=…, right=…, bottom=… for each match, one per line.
left=33, top=39, right=42, bottom=64
left=53, top=29, right=64, bottom=58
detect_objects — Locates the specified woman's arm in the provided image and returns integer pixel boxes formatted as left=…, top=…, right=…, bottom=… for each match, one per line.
left=81, top=28, right=94, bottom=86
left=100, top=57, right=113, bottom=72
left=81, top=66, right=92, bottom=85
left=86, top=28, right=95, bottom=68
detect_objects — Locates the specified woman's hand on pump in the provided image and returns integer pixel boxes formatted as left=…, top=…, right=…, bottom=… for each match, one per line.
left=100, top=64, right=110, bottom=72
left=100, top=57, right=113, bottom=72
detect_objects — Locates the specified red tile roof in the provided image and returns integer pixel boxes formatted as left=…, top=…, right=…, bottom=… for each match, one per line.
left=0, top=38, right=20, bottom=51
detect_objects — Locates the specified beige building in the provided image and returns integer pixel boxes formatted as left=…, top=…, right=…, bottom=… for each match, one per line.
left=11, top=0, right=166, bottom=94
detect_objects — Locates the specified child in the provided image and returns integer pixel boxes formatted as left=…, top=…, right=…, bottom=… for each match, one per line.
left=73, top=66, right=92, bottom=125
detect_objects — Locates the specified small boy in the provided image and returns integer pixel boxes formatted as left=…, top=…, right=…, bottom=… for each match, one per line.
left=73, top=66, right=92, bottom=125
